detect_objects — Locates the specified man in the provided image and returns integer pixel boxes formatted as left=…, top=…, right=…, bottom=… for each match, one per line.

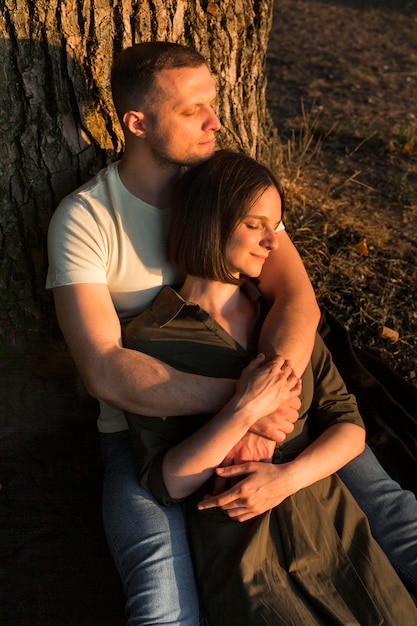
left=47, top=42, right=417, bottom=624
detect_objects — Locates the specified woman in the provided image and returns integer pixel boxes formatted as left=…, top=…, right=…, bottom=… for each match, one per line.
left=123, top=150, right=417, bottom=625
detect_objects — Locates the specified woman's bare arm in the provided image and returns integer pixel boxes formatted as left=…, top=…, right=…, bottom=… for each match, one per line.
left=197, top=422, right=365, bottom=521
left=162, top=356, right=301, bottom=499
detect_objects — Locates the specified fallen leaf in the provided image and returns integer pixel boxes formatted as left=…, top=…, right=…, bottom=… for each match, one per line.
left=353, top=239, right=369, bottom=256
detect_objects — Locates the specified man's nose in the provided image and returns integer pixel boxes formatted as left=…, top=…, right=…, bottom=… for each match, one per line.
left=204, top=107, right=221, bottom=131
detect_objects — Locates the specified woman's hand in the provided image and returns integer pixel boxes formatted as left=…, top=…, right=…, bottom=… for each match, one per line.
left=198, top=423, right=366, bottom=521
left=198, top=461, right=294, bottom=522
left=162, top=355, right=301, bottom=500
left=232, top=354, right=301, bottom=427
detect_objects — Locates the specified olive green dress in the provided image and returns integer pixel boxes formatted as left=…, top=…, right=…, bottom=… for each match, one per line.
left=123, top=283, right=417, bottom=626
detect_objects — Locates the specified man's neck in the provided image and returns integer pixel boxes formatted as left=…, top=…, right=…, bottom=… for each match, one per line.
left=118, top=152, right=181, bottom=208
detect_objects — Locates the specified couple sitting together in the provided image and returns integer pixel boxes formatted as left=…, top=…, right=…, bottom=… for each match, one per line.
left=47, top=42, right=417, bottom=625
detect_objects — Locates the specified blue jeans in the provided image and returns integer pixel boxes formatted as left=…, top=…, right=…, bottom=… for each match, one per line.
left=338, top=443, right=417, bottom=595
left=100, top=431, right=200, bottom=626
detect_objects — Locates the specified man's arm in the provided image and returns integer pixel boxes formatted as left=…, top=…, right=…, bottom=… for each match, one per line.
left=257, top=229, right=320, bottom=376
left=229, top=230, right=318, bottom=450
left=53, top=283, right=235, bottom=416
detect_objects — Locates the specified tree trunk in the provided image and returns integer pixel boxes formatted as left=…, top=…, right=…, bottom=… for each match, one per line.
left=0, top=0, right=278, bottom=341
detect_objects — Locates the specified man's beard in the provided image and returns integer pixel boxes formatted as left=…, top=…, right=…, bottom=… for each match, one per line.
left=148, top=139, right=214, bottom=170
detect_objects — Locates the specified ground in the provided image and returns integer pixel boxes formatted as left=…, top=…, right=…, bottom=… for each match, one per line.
left=266, top=0, right=417, bottom=384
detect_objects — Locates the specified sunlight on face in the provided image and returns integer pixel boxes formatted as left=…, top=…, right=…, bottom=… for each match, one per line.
left=143, top=65, right=221, bottom=167
left=226, top=185, right=282, bottom=279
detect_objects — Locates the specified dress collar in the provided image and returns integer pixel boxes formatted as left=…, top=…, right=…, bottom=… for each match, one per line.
left=150, top=280, right=263, bottom=328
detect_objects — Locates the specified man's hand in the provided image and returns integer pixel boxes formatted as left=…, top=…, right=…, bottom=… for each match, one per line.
left=211, top=432, right=275, bottom=495
left=199, top=461, right=294, bottom=522
left=249, top=395, right=301, bottom=442
left=210, top=387, right=301, bottom=496
left=222, top=432, right=276, bottom=465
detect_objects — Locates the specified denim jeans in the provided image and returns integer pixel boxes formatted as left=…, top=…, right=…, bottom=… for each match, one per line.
left=338, top=443, right=417, bottom=595
left=100, top=431, right=200, bottom=626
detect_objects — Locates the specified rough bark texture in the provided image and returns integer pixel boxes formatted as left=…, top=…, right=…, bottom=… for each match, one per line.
left=0, top=0, right=278, bottom=341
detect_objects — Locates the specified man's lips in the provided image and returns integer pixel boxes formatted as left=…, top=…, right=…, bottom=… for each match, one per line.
left=199, top=137, right=215, bottom=146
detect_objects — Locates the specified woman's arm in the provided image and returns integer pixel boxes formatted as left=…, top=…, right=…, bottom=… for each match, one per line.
left=198, top=335, right=366, bottom=520
left=162, top=356, right=301, bottom=500
left=257, top=229, right=320, bottom=376
left=197, top=422, right=365, bottom=522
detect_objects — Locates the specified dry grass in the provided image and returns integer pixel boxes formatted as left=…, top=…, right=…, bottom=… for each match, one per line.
left=275, top=107, right=417, bottom=384
left=266, top=0, right=417, bottom=385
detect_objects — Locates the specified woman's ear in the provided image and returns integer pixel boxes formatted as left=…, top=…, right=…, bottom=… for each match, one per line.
left=122, top=110, right=147, bottom=138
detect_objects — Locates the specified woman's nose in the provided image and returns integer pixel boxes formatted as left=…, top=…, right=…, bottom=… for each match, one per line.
left=262, top=229, right=279, bottom=251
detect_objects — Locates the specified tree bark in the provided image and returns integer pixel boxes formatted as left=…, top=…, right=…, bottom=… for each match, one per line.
left=0, top=0, right=278, bottom=340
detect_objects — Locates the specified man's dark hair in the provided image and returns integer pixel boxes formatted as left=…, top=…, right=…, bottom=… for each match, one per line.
left=168, top=150, right=285, bottom=285
left=111, top=41, right=207, bottom=121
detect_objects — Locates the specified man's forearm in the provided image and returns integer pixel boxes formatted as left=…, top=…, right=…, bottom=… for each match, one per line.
left=89, top=345, right=236, bottom=416
left=53, top=283, right=236, bottom=417
left=258, top=299, right=319, bottom=377
left=256, top=229, right=320, bottom=376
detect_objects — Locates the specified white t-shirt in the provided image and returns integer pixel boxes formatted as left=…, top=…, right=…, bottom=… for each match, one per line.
left=47, top=161, right=285, bottom=433
left=46, top=162, right=182, bottom=432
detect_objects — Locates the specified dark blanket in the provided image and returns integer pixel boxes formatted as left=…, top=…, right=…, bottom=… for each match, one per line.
left=319, top=310, right=417, bottom=495
left=1, top=314, right=417, bottom=625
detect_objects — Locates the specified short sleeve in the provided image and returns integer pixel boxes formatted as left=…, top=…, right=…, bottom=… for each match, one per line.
left=309, top=333, right=365, bottom=434
left=46, top=195, right=108, bottom=288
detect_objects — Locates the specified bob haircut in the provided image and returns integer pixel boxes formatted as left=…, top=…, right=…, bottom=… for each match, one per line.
left=168, top=150, right=285, bottom=285
left=111, top=41, right=207, bottom=122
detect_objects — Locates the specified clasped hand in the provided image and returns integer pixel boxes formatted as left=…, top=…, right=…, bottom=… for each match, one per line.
left=232, top=354, right=300, bottom=424
left=198, top=461, right=294, bottom=522
left=205, top=354, right=301, bottom=521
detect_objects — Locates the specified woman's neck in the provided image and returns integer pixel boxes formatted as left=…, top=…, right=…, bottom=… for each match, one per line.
left=178, top=276, right=255, bottom=347
left=178, top=275, right=238, bottom=311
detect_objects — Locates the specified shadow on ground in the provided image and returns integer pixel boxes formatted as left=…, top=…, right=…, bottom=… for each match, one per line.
left=0, top=338, right=125, bottom=625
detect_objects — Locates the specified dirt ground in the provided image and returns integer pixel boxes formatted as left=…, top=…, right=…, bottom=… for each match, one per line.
left=266, top=0, right=417, bottom=384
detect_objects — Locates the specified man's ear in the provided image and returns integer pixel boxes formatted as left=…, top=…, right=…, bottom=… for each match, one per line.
left=123, top=110, right=147, bottom=137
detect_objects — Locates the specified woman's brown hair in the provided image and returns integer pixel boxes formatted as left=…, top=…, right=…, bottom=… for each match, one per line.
left=168, top=150, right=285, bottom=284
